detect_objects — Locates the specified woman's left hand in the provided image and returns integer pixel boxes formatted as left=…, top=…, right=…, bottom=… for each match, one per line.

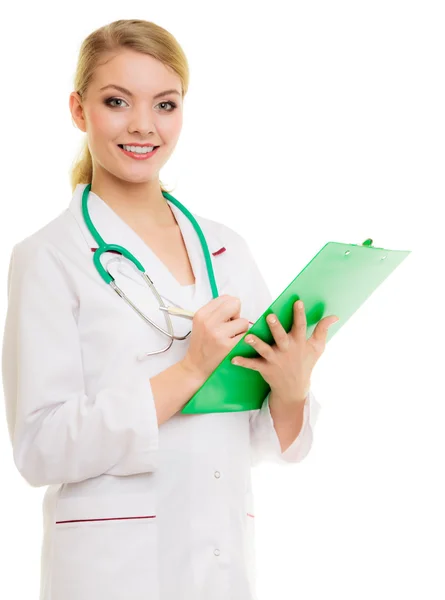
left=231, top=300, right=339, bottom=404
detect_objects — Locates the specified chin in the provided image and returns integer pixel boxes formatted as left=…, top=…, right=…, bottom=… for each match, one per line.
left=117, top=170, right=161, bottom=185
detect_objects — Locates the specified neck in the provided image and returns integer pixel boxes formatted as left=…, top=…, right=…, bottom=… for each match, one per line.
left=90, top=173, right=177, bottom=229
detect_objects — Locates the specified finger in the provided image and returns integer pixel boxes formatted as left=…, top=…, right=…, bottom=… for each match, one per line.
left=221, top=317, right=250, bottom=338
left=193, top=295, right=230, bottom=324
left=207, top=296, right=241, bottom=325
left=231, top=331, right=249, bottom=346
left=265, top=314, right=290, bottom=352
left=231, top=355, right=265, bottom=372
left=310, top=315, right=339, bottom=350
left=244, top=333, right=276, bottom=360
left=290, top=300, right=307, bottom=343
left=200, top=294, right=230, bottom=314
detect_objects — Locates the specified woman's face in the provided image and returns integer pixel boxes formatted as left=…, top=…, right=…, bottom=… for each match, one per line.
left=70, top=49, right=183, bottom=184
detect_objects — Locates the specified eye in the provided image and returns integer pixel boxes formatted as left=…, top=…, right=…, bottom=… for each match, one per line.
left=104, top=97, right=178, bottom=111
left=157, top=101, right=177, bottom=112
left=104, top=97, right=128, bottom=108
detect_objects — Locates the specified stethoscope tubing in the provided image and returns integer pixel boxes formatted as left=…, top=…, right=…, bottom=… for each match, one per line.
left=81, top=183, right=219, bottom=356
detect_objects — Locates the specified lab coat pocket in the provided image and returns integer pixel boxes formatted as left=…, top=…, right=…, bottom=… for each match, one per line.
left=50, top=492, right=160, bottom=600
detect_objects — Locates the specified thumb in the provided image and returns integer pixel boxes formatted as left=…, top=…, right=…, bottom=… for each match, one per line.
left=312, top=315, right=339, bottom=344
left=328, top=316, right=340, bottom=328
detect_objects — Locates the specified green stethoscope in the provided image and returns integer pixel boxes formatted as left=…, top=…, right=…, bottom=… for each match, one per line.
left=82, top=183, right=219, bottom=357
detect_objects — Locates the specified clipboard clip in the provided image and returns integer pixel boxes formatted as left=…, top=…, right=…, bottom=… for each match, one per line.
left=362, top=238, right=373, bottom=247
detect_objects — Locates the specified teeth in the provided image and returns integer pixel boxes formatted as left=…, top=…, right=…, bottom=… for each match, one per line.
left=122, top=145, right=155, bottom=154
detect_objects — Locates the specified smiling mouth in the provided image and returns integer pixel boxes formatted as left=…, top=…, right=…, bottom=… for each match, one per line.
left=117, top=144, right=159, bottom=149
left=117, top=144, right=160, bottom=159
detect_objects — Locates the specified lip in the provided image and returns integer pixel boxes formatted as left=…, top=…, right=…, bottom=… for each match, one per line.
left=118, top=145, right=159, bottom=160
left=119, top=143, right=159, bottom=147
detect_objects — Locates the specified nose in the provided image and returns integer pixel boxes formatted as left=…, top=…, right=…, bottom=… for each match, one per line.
left=127, top=105, right=157, bottom=138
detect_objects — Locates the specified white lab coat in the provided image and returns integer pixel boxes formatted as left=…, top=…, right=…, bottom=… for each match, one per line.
left=2, top=183, right=321, bottom=600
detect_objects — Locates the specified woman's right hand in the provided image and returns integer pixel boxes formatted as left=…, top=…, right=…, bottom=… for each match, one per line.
left=181, top=295, right=250, bottom=380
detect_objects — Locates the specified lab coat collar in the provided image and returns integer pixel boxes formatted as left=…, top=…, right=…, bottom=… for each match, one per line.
left=68, top=183, right=227, bottom=307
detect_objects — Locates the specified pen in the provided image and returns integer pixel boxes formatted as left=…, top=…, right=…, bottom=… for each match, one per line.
left=159, top=305, right=195, bottom=319
left=159, top=305, right=254, bottom=326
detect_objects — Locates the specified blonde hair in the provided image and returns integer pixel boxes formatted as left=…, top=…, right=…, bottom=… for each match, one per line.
left=69, top=19, right=189, bottom=194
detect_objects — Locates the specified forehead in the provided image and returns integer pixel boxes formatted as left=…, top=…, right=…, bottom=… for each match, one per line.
left=91, top=49, right=181, bottom=93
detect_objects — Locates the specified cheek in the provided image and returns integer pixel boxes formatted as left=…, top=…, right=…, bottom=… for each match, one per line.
left=158, top=111, right=183, bottom=141
left=87, top=106, right=123, bottom=141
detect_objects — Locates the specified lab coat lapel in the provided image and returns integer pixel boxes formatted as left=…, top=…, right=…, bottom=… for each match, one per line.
left=68, top=184, right=228, bottom=310
left=166, top=199, right=229, bottom=306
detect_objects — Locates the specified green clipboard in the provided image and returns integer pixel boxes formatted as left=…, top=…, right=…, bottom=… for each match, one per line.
left=181, top=238, right=411, bottom=415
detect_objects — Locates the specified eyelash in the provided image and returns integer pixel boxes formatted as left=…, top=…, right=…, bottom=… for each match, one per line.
left=104, top=97, right=177, bottom=111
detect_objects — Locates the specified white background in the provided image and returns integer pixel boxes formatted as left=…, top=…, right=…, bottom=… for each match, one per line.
left=1, top=1, right=444, bottom=598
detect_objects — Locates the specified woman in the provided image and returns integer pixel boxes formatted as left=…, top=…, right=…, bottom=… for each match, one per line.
left=2, top=18, right=336, bottom=600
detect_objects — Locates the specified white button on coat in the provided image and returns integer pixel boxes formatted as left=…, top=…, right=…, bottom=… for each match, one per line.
left=2, top=183, right=321, bottom=600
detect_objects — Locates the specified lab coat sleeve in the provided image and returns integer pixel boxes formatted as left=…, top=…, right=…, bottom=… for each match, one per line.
left=1, top=241, right=159, bottom=488
left=249, top=388, right=321, bottom=466
left=236, top=235, right=322, bottom=466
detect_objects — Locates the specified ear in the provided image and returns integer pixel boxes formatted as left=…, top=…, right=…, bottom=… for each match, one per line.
left=69, top=91, right=87, bottom=133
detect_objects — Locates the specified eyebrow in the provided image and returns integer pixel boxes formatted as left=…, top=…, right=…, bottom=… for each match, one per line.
left=99, top=84, right=181, bottom=100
